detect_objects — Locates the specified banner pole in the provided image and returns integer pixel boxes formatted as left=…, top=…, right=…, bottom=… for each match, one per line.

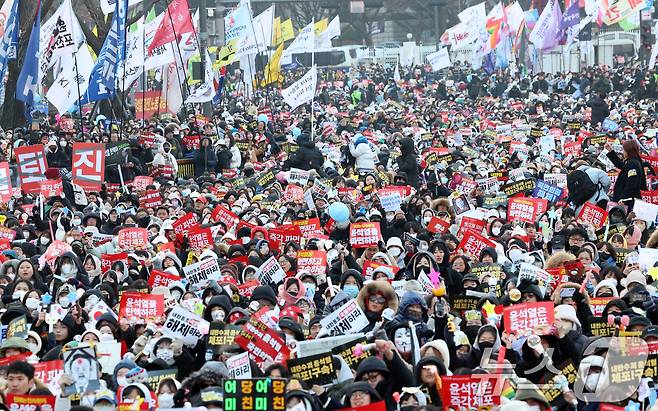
left=311, top=18, right=315, bottom=141
left=73, top=54, right=84, bottom=132
left=166, top=8, right=193, bottom=124
left=141, top=0, right=147, bottom=123
left=119, top=0, right=128, bottom=139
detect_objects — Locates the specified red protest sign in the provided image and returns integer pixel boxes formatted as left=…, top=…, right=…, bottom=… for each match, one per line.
left=39, top=178, right=64, bottom=197
left=131, top=176, right=154, bottom=192
left=292, top=218, right=323, bottom=239
left=42, top=241, right=71, bottom=271
left=457, top=230, right=496, bottom=259
left=457, top=217, right=486, bottom=238
left=590, top=297, right=613, bottom=317
left=0, top=226, right=16, bottom=241
left=172, top=212, right=199, bottom=240
left=427, top=216, right=450, bottom=234
left=578, top=202, right=608, bottom=229
left=269, top=225, right=303, bottom=250
left=135, top=91, right=170, bottom=120
left=563, top=141, right=582, bottom=157
left=140, top=190, right=162, bottom=209
left=349, top=222, right=382, bottom=248
left=182, top=134, right=200, bottom=149
left=362, top=260, right=400, bottom=280
left=503, top=301, right=554, bottom=335
left=119, top=292, right=164, bottom=321
left=0, top=240, right=11, bottom=252
left=101, top=252, right=128, bottom=273
left=439, top=375, right=500, bottom=410
left=188, top=226, right=213, bottom=249
left=72, top=143, right=105, bottom=191
left=5, top=394, right=56, bottom=411
left=0, top=162, right=12, bottom=202
left=118, top=228, right=149, bottom=250
left=235, top=315, right=290, bottom=365
left=296, top=250, right=327, bottom=278
left=148, top=269, right=181, bottom=288
left=641, top=190, right=658, bottom=204
left=211, top=204, right=239, bottom=230
left=237, top=279, right=260, bottom=298
left=15, top=145, right=48, bottom=194
left=33, top=360, right=64, bottom=395
left=508, top=197, right=538, bottom=224
left=283, top=184, right=304, bottom=202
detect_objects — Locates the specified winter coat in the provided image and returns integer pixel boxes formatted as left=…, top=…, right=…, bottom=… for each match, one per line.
left=349, top=140, right=378, bottom=172
left=152, top=148, right=179, bottom=177
left=607, top=151, right=646, bottom=203
left=575, top=165, right=611, bottom=210
left=397, top=137, right=420, bottom=188
left=356, top=281, right=399, bottom=333
left=587, top=95, right=610, bottom=125
left=195, top=137, right=218, bottom=177
left=288, top=134, right=324, bottom=174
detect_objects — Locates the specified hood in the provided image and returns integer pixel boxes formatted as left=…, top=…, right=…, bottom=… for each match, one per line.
left=281, top=277, right=306, bottom=306
left=84, top=254, right=102, bottom=278
left=203, top=295, right=233, bottom=322
left=356, top=281, right=399, bottom=313
left=472, top=324, right=501, bottom=352
left=551, top=282, right=590, bottom=306
left=397, top=291, right=428, bottom=317
left=407, top=251, right=440, bottom=279
left=413, top=355, right=447, bottom=384
left=399, top=137, right=415, bottom=156
left=420, top=339, right=450, bottom=370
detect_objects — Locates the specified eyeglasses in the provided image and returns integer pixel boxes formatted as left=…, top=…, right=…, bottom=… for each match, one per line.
left=351, top=390, right=369, bottom=398
left=361, top=372, right=381, bottom=382
left=368, top=295, right=386, bottom=304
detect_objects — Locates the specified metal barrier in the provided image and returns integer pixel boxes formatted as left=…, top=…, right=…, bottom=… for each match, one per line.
left=177, top=159, right=195, bottom=178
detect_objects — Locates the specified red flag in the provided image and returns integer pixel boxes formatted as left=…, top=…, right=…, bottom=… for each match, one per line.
left=148, top=0, right=195, bottom=54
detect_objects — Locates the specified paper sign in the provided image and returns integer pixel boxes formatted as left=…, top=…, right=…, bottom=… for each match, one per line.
left=633, top=199, right=658, bottom=223
left=183, top=257, right=221, bottom=290
left=95, top=341, right=122, bottom=374
left=532, top=180, right=563, bottom=203
left=268, top=225, right=303, bottom=251
left=590, top=297, right=613, bottom=317
left=188, top=226, right=213, bottom=250
left=144, top=369, right=178, bottom=391
left=379, top=191, right=402, bottom=212
left=457, top=217, right=486, bottom=239
left=118, top=228, right=149, bottom=250
left=331, top=337, right=371, bottom=369
left=7, top=315, right=27, bottom=339
left=119, top=292, right=164, bottom=322
left=163, top=306, right=210, bottom=346
left=148, top=269, right=181, bottom=289
left=72, top=143, right=105, bottom=191
left=287, top=352, right=335, bottom=386
left=140, top=190, right=162, bottom=208
left=517, top=263, right=551, bottom=296
left=508, top=197, right=539, bottom=223
left=319, top=300, right=369, bottom=336
left=40, top=178, right=64, bottom=197
left=503, top=301, right=554, bottom=335
left=207, top=323, right=242, bottom=353
left=439, top=375, right=500, bottom=410
left=292, top=218, right=323, bottom=239
left=296, top=250, right=327, bottom=279
left=349, top=222, right=381, bottom=248
left=15, top=145, right=48, bottom=194
left=235, top=316, right=290, bottom=364
left=255, top=256, right=286, bottom=285
left=362, top=260, right=400, bottom=280
left=226, top=351, right=252, bottom=379
left=101, top=251, right=128, bottom=273
left=578, top=202, right=608, bottom=229
left=288, top=168, right=310, bottom=186
left=427, top=216, right=450, bottom=234
left=502, top=179, right=535, bottom=197
left=172, top=212, right=199, bottom=240
left=211, top=204, right=240, bottom=230
left=0, top=162, right=12, bottom=202
left=131, top=176, right=153, bottom=192
left=5, top=394, right=56, bottom=411
left=34, top=360, right=64, bottom=396
left=457, top=230, right=496, bottom=259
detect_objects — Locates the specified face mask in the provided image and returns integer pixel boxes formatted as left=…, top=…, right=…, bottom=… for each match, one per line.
left=422, top=216, right=432, bottom=225
left=478, top=341, right=494, bottom=350
left=418, top=242, right=429, bottom=252
left=40, top=237, right=50, bottom=246
left=99, top=333, right=114, bottom=342
left=85, top=295, right=99, bottom=311
left=96, top=406, right=115, bottom=411
left=508, top=249, right=524, bottom=263
left=585, top=373, right=600, bottom=391
left=440, top=176, right=449, bottom=185
left=158, top=393, right=174, bottom=408
left=389, top=248, right=401, bottom=258
left=22, top=231, right=30, bottom=239
left=241, top=236, right=251, bottom=245
left=204, top=297, right=212, bottom=305
left=61, top=263, right=77, bottom=277
left=171, top=290, right=182, bottom=301
left=393, top=328, right=412, bottom=352
left=27, top=343, right=38, bottom=354
left=25, top=297, right=40, bottom=310
left=407, top=310, right=423, bottom=321
left=386, top=214, right=395, bottom=222
left=71, top=219, right=81, bottom=226
left=343, top=284, right=359, bottom=298
left=59, top=297, right=70, bottom=308
left=156, top=348, right=175, bottom=364
left=12, top=291, right=25, bottom=301
left=212, top=310, right=225, bottom=322
left=117, top=376, right=128, bottom=387
left=59, top=141, right=67, bottom=147
left=491, top=227, right=501, bottom=236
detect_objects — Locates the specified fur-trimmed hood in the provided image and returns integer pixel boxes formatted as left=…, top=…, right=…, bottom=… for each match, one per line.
left=356, top=280, right=399, bottom=313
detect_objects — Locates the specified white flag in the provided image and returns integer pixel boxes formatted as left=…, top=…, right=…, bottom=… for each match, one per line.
left=282, top=66, right=317, bottom=111
left=145, top=12, right=176, bottom=70
left=100, top=0, right=143, bottom=15
left=458, top=2, right=486, bottom=25
left=46, top=44, right=94, bottom=115
left=316, top=15, right=340, bottom=49
left=253, top=5, right=274, bottom=52
left=185, top=51, right=215, bottom=104
left=426, top=48, right=451, bottom=71
left=393, top=63, right=401, bottom=82
left=162, top=63, right=183, bottom=115
left=39, top=0, right=85, bottom=82
left=118, top=18, right=145, bottom=92
left=284, top=21, right=315, bottom=56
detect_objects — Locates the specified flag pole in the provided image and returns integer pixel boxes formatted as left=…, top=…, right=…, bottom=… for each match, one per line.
left=141, top=1, right=147, bottom=123
left=311, top=18, right=315, bottom=142
left=73, top=54, right=84, bottom=130
left=166, top=8, right=194, bottom=126
left=119, top=0, right=128, bottom=139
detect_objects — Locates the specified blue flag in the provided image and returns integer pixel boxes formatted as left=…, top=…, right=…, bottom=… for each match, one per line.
left=0, top=0, right=20, bottom=100
left=80, top=0, right=128, bottom=104
left=16, top=2, right=41, bottom=123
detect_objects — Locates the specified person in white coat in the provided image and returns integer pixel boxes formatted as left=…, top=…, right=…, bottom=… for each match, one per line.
left=152, top=141, right=179, bottom=179
left=349, top=133, right=378, bottom=173
left=574, top=163, right=611, bottom=214
left=229, top=133, right=242, bottom=169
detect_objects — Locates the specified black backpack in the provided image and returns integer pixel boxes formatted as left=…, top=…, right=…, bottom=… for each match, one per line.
left=566, top=169, right=600, bottom=206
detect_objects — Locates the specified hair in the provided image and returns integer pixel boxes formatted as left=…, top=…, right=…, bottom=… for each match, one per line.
left=6, top=361, right=35, bottom=380
left=264, top=363, right=290, bottom=379
left=622, top=139, right=641, bottom=159
left=450, top=255, right=471, bottom=274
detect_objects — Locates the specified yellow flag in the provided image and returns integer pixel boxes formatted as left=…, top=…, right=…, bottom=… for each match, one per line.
left=314, top=19, right=328, bottom=36
left=262, top=43, right=284, bottom=86
left=281, top=19, right=295, bottom=42
left=218, top=39, right=238, bottom=68
left=272, top=16, right=282, bottom=45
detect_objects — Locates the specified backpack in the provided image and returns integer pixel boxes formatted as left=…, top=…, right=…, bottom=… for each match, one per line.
left=566, top=169, right=600, bottom=206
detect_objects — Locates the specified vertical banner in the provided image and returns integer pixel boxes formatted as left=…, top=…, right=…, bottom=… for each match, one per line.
left=0, top=162, right=12, bottom=201
left=15, top=145, right=48, bottom=194
left=72, top=143, right=105, bottom=191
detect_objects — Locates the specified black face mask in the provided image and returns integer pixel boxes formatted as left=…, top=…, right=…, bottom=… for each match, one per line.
left=464, top=325, right=480, bottom=343
left=478, top=340, right=495, bottom=350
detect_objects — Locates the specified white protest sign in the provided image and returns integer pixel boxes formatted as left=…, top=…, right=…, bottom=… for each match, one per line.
left=517, top=263, right=551, bottom=296
left=95, top=341, right=122, bottom=374
left=282, top=66, right=317, bottom=111
left=392, top=280, right=408, bottom=298
left=288, top=168, right=310, bottom=186
left=633, top=199, right=658, bottom=224
left=539, top=135, right=556, bottom=155
left=182, top=257, right=221, bottom=290
left=256, top=256, right=286, bottom=285
left=319, top=299, right=369, bottom=336
left=297, top=333, right=365, bottom=357
left=380, top=192, right=402, bottom=212
left=163, top=306, right=210, bottom=346
left=544, top=173, right=567, bottom=188
left=226, top=351, right=252, bottom=379
left=426, top=48, right=451, bottom=71
left=304, top=189, right=316, bottom=211
left=639, top=247, right=658, bottom=272
left=476, top=177, right=499, bottom=194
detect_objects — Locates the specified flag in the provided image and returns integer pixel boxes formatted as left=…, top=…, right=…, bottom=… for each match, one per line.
left=217, top=39, right=238, bottom=68
left=16, top=2, right=42, bottom=122
left=262, top=43, right=284, bottom=86
left=80, top=0, right=128, bottom=104
left=46, top=44, right=94, bottom=114
left=185, top=51, right=215, bottom=103
left=280, top=19, right=294, bottom=43
left=281, top=66, right=317, bottom=111
left=117, top=17, right=145, bottom=91
left=393, top=62, right=401, bottom=82
left=148, top=0, right=194, bottom=54
left=144, top=10, right=176, bottom=71
left=39, top=0, right=85, bottom=82
left=0, top=0, right=19, bottom=101
left=284, top=21, right=315, bottom=57
left=529, top=0, right=563, bottom=51
left=316, top=15, right=340, bottom=49
left=253, top=5, right=274, bottom=53
left=212, top=66, right=226, bottom=105
left=162, top=63, right=183, bottom=115
left=618, top=11, right=640, bottom=31
left=524, top=8, right=540, bottom=31
left=225, top=3, right=254, bottom=43
left=314, top=19, right=328, bottom=35
left=560, top=0, right=580, bottom=45
left=486, top=2, right=508, bottom=49
left=601, top=0, right=647, bottom=25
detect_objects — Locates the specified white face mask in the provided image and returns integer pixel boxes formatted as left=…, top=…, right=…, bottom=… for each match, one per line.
left=117, top=376, right=128, bottom=387
left=158, top=393, right=174, bottom=408
left=394, top=328, right=412, bottom=352
left=491, top=226, right=501, bottom=236
left=12, top=291, right=25, bottom=301
left=156, top=348, right=175, bottom=365
left=100, top=333, right=114, bottom=342
left=27, top=343, right=38, bottom=354
left=40, top=237, right=50, bottom=246
left=585, top=372, right=600, bottom=392
left=61, top=263, right=77, bottom=277
left=71, top=219, right=81, bottom=226
left=422, top=216, right=432, bottom=225
left=389, top=248, right=402, bottom=258
left=508, top=248, right=524, bottom=263
left=25, top=297, right=40, bottom=310
left=211, top=310, right=225, bottom=322
left=59, top=297, right=70, bottom=308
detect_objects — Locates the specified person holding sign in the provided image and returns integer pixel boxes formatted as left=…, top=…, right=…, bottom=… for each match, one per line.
left=605, top=140, right=647, bottom=209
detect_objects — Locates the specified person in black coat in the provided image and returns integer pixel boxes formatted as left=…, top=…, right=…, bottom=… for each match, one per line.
left=605, top=139, right=646, bottom=208
left=46, top=141, right=71, bottom=169
left=288, top=133, right=324, bottom=175
left=194, top=136, right=217, bottom=177
left=397, top=137, right=420, bottom=189
left=587, top=92, right=610, bottom=126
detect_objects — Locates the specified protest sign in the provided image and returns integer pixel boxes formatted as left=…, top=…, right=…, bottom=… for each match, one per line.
left=349, top=222, right=381, bottom=248
left=508, top=197, right=539, bottom=223
left=211, top=204, right=240, bottom=230
left=72, top=143, right=105, bottom=191
left=144, top=369, right=178, bottom=391
left=172, top=212, right=199, bottom=240
left=237, top=279, right=260, bottom=298
left=379, top=191, right=402, bottom=212
left=140, top=189, right=162, bottom=208
left=578, top=202, right=608, bottom=229
left=148, top=269, right=181, bottom=288
left=457, top=230, right=496, bottom=258
left=15, top=145, right=48, bottom=194
left=119, top=292, right=164, bottom=322
left=296, top=250, right=327, bottom=279
left=188, top=226, right=213, bottom=250
left=288, top=168, right=310, bottom=185
left=502, top=178, right=535, bottom=196
left=362, top=260, right=400, bottom=280
left=7, top=314, right=27, bottom=339
left=163, top=306, right=210, bottom=346
left=131, top=176, right=153, bottom=192
left=319, top=299, right=369, bottom=336
left=95, top=341, right=122, bottom=374
left=100, top=252, right=128, bottom=274
left=517, top=263, right=551, bottom=296
left=235, top=316, right=290, bottom=364
left=5, top=394, right=56, bottom=411
left=426, top=48, right=451, bottom=71
left=62, top=345, right=101, bottom=396
left=0, top=162, right=12, bottom=202
left=643, top=341, right=658, bottom=381
left=255, top=256, right=286, bottom=285
left=287, top=352, right=335, bottom=386
left=292, top=218, right=323, bottom=239
left=331, top=336, right=371, bottom=368
left=533, top=179, right=563, bottom=203
left=283, top=184, right=304, bottom=202
left=426, top=216, right=450, bottom=234
left=457, top=216, right=486, bottom=238
left=223, top=379, right=286, bottom=411
left=207, top=323, right=242, bottom=353
left=642, top=190, right=658, bottom=205
left=226, top=351, right=252, bottom=379
left=451, top=295, right=480, bottom=311
left=503, top=301, right=554, bottom=335
left=117, top=228, right=148, bottom=250
left=268, top=225, right=303, bottom=250
left=40, top=177, right=63, bottom=197
left=182, top=257, right=221, bottom=290
left=590, top=297, right=613, bottom=317
left=439, top=375, right=500, bottom=410
left=34, top=360, right=64, bottom=396
left=633, top=199, right=658, bottom=223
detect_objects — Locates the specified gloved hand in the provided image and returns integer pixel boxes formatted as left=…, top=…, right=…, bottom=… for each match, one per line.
left=170, top=338, right=184, bottom=357
left=131, top=334, right=149, bottom=354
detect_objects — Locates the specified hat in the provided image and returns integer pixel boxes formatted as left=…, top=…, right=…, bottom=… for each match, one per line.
left=84, top=226, right=99, bottom=236
left=250, top=285, right=277, bottom=307
left=0, top=337, right=29, bottom=355
left=622, top=270, right=647, bottom=288
left=549, top=236, right=566, bottom=251
left=386, top=237, right=404, bottom=252
left=94, top=390, right=117, bottom=406
left=554, top=304, right=580, bottom=327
